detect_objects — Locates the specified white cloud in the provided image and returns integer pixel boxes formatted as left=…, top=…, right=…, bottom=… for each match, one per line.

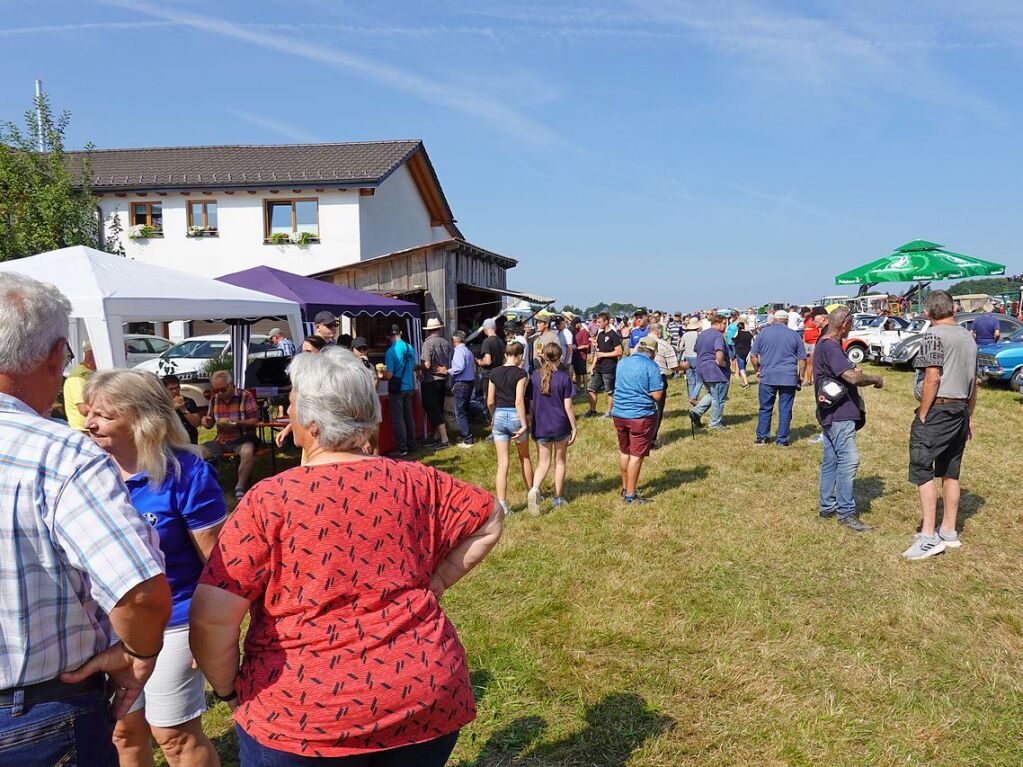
left=100, top=0, right=562, bottom=145
left=0, top=20, right=172, bottom=37
left=224, top=109, right=324, bottom=144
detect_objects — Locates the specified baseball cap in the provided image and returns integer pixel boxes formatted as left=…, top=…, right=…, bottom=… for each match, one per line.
left=773, top=310, right=789, bottom=322
left=637, top=335, right=659, bottom=353
left=482, top=318, right=497, bottom=330
left=314, top=311, right=337, bottom=326
left=352, top=336, right=369, bottom=349
left=389, top=324, right=402, bottom=335
left=267, top=327, right=282, bottom=337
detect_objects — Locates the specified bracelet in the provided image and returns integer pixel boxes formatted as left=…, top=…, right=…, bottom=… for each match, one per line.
left=213, top=688, right=238, bottom=703
left=120, top=640, right=163, bottom=660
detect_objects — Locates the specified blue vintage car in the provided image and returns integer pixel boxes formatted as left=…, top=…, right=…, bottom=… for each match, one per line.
left=977, top=328, right=1023, bottom=389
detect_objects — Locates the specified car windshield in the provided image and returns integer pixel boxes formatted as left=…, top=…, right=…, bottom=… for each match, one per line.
left=1006, top=327, right=1023, bottom=343
left=852, top=315, right=878, bottom=329
left=908, top=319, right=928, bottom=332
left=164, top=340, right=227, bottom=359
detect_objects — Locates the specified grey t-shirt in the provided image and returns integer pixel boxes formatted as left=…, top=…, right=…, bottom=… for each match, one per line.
left=421, top=334, right=453, bottom=383
left=914, top=323, right=977, bottom=400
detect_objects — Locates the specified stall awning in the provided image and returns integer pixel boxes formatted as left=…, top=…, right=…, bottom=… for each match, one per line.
left=459, top=284, right=555, bottom=305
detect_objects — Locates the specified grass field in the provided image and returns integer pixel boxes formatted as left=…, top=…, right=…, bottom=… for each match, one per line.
left=167, top=363, right=1023, bottom=766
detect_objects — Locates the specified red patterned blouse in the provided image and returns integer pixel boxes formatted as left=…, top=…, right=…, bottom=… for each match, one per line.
left=200, top=457, right=494, bottom=758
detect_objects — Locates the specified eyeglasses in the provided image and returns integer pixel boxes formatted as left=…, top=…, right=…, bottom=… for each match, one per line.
left=210, top=386, right=230, bottom=395
left=63, top=341, right=75, bottom=367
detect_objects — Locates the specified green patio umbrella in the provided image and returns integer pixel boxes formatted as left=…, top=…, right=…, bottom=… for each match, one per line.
left=835, top=240, right=1005, bottom=285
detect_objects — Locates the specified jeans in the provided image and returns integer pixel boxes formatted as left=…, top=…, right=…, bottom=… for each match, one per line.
left=237, top=724, right=459, bottom=766
left=694, top=380, right=729, bottom=427
left=756, top=383, right=797, bottom=444
left=453, top=381, right=474, bottom=439
left=684, top=357, right=701, bottom=401
left=819, top=420, right=861, bottom=520
left=389, top=390, right=415, bottom=452
left=653, top=374, right=668, bottom=440
left=0, top=688, right=117, bottom=766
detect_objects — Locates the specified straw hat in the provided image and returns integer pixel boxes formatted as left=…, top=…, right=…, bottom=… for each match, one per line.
left=424, top=318, right=444, bottom=330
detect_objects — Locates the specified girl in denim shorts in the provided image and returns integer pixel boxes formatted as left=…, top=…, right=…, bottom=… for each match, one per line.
left=487, top=342, right=534, bottom=515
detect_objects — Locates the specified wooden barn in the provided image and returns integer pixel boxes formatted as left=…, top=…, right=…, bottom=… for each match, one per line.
left=312, top=238, right=551, bottom=339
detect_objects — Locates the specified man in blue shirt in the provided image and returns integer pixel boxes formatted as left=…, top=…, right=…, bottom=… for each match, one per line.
left=611, top=335, right=664, bottom=503
left=383, top=324, right=417, bottom=456
left=448, top=331, right=477, bottom=447
left=628, top=309, right=649, bottom=349
left=971, top=303, right=1000, bottom=348
left=750, top=310, right=807, bottom=446
left=691, top=316, right=730, bottom=428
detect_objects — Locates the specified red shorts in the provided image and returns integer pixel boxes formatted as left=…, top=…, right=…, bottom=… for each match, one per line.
left=613, top=415, right=657, bottom=457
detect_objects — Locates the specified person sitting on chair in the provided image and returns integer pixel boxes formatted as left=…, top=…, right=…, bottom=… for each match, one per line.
left=200, top=370, right=259, bottom=499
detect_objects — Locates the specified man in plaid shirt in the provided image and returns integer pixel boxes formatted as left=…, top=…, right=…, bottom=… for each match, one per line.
left=0, top=273, right=171, bottom=765
left=201, top=369, right=260, bottom=498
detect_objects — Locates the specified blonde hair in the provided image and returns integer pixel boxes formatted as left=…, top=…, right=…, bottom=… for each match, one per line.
left=539, top=342, right=563, bottom=395
left=85, top=369, right=199, bottom=486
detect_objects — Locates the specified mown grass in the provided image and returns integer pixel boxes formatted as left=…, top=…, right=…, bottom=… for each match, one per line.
left=162, top=364, right=1023, bottom=766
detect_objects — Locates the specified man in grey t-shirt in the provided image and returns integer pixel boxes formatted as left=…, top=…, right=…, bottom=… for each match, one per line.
left=420, top=319, right=453, bottom=447
left=903, top=290, right=978, bottom=561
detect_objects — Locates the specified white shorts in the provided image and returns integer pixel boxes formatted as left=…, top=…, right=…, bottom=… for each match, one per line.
left=127, top=624, right=208, bottom=727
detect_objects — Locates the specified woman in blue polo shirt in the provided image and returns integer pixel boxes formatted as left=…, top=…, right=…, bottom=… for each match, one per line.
left=84, top=369, right=225, bottom=767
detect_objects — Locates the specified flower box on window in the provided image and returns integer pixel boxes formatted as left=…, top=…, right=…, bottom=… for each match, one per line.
left=128, top=224, right=162, bottom=240
left=187, top=226, right=218, bottom=238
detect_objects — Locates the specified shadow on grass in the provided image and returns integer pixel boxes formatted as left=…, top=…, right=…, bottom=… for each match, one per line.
left=456, top=692, right=674, bottom=767
left=564, top=471, right=630, bottom=500
left=643, top=466, right=711, bottom=497
left=939, top=487, right=985, bottom=532
left=853, top=475, right=885, bottom=516
left=787, top=423, right=821, bottom=443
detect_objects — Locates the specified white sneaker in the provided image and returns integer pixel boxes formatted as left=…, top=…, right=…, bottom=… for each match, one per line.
left=902, top=533, right=946, bottom=561
left=498, top=499, right=513, bottom=516
left=937, top=529, right=961, bottom=548
left=527, top=487, right=541, bottom=517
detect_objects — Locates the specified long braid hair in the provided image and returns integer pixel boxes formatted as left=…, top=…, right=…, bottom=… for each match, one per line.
left=539, top=342, right=563, bottom=395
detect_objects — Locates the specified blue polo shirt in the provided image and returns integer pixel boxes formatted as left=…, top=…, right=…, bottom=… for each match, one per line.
left=124, top=450, right=227, bottom=627
left=611, top=353, right=663, bottom=419
left=629, top=326, right=648, bottom=349
left=750, top=323, right=806, bottom=386
left=384, top=338, right=416, bottom=392
left=695, top=328, right=729, bottom=383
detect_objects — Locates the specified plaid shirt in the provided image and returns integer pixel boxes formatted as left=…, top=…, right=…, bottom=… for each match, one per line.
left=275, top=337, right=296, bottom=356
left=0, top=393, right=165, bottom=688
left=210, top=388, right=259, bottom=444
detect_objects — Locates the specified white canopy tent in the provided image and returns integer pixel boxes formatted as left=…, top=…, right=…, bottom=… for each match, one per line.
left=0, top=246, right=304, bottom=385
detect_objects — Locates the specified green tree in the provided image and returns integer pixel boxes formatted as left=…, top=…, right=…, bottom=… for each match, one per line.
left=0, top=92, right=99, bottom=261
left=949, top=277, right=1022, bottom=298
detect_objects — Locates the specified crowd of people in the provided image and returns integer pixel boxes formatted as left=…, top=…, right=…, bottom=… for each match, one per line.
left=0, top=269, right=987, bottom=766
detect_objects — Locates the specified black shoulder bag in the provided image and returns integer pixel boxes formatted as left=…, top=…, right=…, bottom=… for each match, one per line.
left=388, top=345, right=410, bottom=395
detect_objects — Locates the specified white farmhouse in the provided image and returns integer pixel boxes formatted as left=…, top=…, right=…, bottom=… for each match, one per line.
left=76, top=140, right=547, bottom=335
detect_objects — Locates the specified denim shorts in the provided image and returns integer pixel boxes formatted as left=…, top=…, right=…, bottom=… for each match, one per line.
left=491, top=408, right=527, bottom=443
left=535, top=432, right=571, bottom=445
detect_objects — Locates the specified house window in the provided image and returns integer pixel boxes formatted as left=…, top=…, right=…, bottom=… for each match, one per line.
left=264, top=199, right=319, bottom=241
left=187, top=201, right=218, bottom=235
left=130, top=202, right=163, bottom=234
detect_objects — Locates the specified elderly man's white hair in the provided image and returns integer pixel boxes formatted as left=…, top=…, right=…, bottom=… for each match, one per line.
left=210, top=370, right=232, bottom=385
left=288, top=346, right=381, bottom=451
left=0, top=272, right=71, bottom=374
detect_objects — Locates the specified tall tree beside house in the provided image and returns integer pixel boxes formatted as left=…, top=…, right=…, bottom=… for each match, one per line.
left=0, top=92, right=99, bottom=261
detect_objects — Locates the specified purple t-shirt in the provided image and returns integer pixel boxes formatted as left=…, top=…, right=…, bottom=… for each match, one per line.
left=972, top=313, right=999, bottom=347
left=813, top=337, right=863, bottom=427
left=529, top=369, right=574, bottom=438
left=695, top=329, right=729, bottom=383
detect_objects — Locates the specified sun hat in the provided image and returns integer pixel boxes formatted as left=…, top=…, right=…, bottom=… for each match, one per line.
left=636, top=335, right=659, bottom=353
left=424, top=318, right=444, bottom=330
left=685, top=317, right=701, bottom=330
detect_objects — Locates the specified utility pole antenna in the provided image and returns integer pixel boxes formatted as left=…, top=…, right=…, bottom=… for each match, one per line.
left=34, top=79, right=45, bottom=151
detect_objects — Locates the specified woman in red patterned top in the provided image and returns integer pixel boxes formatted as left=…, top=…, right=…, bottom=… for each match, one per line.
left=189, top=347, right=502, bottom=766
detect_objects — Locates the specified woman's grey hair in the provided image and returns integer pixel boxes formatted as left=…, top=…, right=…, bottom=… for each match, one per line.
left=0, top=273, right=72, bottom=374
left=288, top=346, right=381, bottom=451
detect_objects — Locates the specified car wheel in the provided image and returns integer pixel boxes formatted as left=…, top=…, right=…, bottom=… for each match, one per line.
left=846, top=346, right=866, bottom=365
left=1011, top=368, right=1023, bottom=393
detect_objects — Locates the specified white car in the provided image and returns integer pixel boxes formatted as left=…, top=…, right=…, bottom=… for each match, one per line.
left=869, top=318, right=930, bottom=362
left=124, top=334, right=174, bottom=366
left=133, top=333, right=285, bottom=383
left=842, top=315, right=913, bottom=365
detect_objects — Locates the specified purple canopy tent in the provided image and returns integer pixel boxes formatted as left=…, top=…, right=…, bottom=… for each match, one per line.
left=216, top=266, right=421, bottom=385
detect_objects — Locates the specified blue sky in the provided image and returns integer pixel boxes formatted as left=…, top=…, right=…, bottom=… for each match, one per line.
left=2, top=1, right=1021, bottom=309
